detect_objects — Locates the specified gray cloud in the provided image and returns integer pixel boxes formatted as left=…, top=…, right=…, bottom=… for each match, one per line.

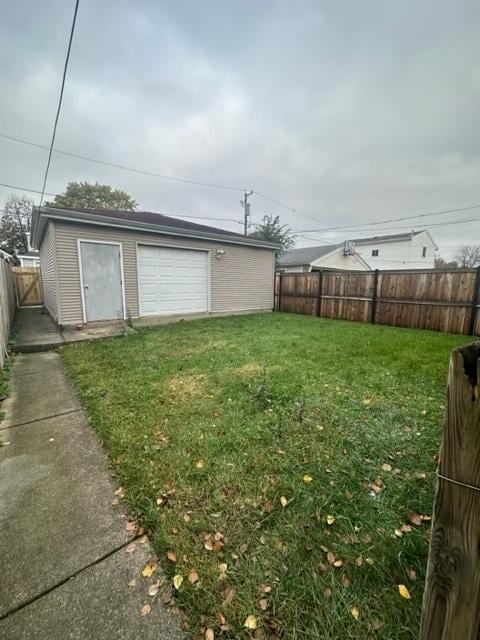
left=1, top=0, right=479, bottom=257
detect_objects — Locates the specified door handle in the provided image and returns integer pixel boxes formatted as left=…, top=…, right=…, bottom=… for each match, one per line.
left=84, top=284, right=89, bottom=289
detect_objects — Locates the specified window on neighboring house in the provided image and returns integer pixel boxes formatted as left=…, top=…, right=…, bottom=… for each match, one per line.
left=422, top=246, right=427, bottom=258
left=371, top=249, right=379, bottom=257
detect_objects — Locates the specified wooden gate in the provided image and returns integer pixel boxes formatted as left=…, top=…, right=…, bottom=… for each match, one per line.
left=13, top=267, right=44, bottom=306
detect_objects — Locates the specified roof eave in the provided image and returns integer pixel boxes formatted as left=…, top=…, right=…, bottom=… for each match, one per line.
left=31, top=207, right=281, bottom=251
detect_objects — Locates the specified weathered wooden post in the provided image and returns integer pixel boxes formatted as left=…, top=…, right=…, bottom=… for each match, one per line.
left=419, top=342, right=480, bottom=640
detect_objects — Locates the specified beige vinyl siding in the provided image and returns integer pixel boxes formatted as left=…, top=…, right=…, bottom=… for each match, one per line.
left=39, top=221, right=58, bottom=321
left=311, top=248, right=367, bottom=271
left=53, top=221, right=275, bottom=325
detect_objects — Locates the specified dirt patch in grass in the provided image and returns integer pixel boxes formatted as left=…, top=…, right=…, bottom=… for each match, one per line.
left=168, top=373, right=207, bottom=397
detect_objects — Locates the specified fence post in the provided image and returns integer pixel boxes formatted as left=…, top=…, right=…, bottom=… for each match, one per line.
left=419, top=342, right=480, bottom=640
left=315, top=270, right=323, bottom=317
left=278, top=273, right=283, bottom=312
left=370, top=269, right=379, bottom=324
left=468, top=266, right=480, bottom=335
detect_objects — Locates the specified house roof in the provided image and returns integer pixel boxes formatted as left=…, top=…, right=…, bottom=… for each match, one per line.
left=348, top=231, right=423, bottom=244
left=31, top=206, right=280, bottom=251
left=277, top=244, right=339, bottom=266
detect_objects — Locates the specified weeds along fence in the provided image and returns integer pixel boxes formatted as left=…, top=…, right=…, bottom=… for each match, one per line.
left=274, top=267, right=480, bottom=336
left=0, top=254, right=16, bottom=372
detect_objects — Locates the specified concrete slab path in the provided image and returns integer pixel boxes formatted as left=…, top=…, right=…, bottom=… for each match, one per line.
left=0, top=352, right=184, bottom=640
left=13, top=308, right=126, bottom=353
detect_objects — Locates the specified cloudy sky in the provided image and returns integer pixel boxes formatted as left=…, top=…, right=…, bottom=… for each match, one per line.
left=1, top=0, right=479, bottom=258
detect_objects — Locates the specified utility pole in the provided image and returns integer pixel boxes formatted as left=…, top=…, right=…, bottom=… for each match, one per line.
left=241, top=190, right=253, bottom=236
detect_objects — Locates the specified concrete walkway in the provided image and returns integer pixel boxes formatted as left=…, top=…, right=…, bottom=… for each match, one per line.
left=0, top=352, right=183, bottom=639
left=13, top=308, right=126, bottom=353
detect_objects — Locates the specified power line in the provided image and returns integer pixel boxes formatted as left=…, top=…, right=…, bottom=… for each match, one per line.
left=253, top=190, right=329, bottom=226
left=0, top=133, right=247, bottom=194
left=0, top=180, right=243, bottom=224
left=40, top=0, right=80, bottom=205
left=296, top=203, right=480, bottom=234
left=0, top=182, right=57, bottom=197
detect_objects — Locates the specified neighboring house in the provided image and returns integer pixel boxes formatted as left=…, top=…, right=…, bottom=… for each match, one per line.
left=278, top=231, right=437, bottom=272
left=17, top=233, right=40, bottom=267
left=30, top=206, right=279, bottom=326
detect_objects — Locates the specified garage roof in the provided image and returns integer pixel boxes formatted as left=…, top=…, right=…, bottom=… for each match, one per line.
left=31, top=206, right=281, bottom=250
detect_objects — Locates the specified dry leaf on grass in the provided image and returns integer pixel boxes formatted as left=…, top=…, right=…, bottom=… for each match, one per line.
left=326, top=515, right=335, bottom=525
left=205, top=629, right=214, bottom=640
left=141, top=604, right=151, bottom=616
left=350, top=606, right=360, bottom=620
left=303, top=474, right=313, bottom=483
left=280, top=496, right=288, bottom=508
left=218, top=563, right=228, bottom=574
left=259, top=598, right=268, bottom=610
left=188, top=568, right=199, bottom=584
left=114, top=486, right=124, bottom=497
left=398, top=584, right=411, bottom=599
left=222, top=586, right=236, bottom=603
left=167, top=550, right=177, bottom=563
left=244, top=615, right=258, bottom=629
left=173, top=574, right=183, bottom=590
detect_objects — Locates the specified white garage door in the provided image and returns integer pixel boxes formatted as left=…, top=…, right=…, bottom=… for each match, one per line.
left=138, top=245, right=209, bottom=316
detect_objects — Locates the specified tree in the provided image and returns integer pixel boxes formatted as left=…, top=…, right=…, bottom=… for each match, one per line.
left=454, top=245, right=480, bottom=268
left=46, top=181, right=137, bottom=210
left=248, top=214, right=295, bottom=250
left=435, top=255, right=459, bottom=269
left=0, top=195, right=34, bottom=255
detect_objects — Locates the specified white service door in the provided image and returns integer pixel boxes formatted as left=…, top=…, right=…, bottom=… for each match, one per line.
left=138, top=245, right=208, bottom=316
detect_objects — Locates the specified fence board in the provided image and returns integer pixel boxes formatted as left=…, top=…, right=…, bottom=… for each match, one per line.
left=0, top=256, right=16, bottom=372
left=275, top=268, right=480, bottom=336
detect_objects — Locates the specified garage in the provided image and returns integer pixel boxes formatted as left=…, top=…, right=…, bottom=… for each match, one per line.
left=137, top=245, right=209, bottom=316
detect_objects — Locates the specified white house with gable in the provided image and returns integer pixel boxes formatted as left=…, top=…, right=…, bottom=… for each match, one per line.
left=278, top=230, right=438, bottom=272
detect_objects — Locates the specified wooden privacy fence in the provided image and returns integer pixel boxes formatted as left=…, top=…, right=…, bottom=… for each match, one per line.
left=275, top=268, right=480, bottom=335
left=419, top=342, right=480, bottom=639
left=0, top=255, right=16, bottom=372
left=13, top=267, right=43, bottom=307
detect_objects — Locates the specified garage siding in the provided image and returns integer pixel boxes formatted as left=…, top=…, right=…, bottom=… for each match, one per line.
left=52, top=221, right=275, bottom=325
left=39, top=221, right=58, bottom=321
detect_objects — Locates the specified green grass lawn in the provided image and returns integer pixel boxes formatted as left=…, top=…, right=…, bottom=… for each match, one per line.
left=61, top=313, right=472, bottom=639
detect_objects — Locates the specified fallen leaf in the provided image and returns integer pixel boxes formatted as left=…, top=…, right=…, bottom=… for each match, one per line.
left=196, top=460, right=204, bottom=469
left=114, top=486, right=124, bottom=497
left=381, top=463, right=392, bottom=472
left=183, top=513, right=191, bottom=522
left=141, top=604, right=151, bottom=616
left=261, top=585, right=272, bottom=594
left=406, top=568, right=417, bottom=581
left=244, top=615, right=258, bottom=630
left=148, top=582, right=160, bottom=597
left=142, top=563, right=157, bottom=578
left=324, top=588, right=333, bottom=600
left=205, top=629, right=214, bottom=640
left=259, top=598, right=268, bottom=610
left=218, top=563, right=228, bottom=574
left=128, top=578, right=136, bottom=588
left=341, top=574, right=350, bottom=588
left=303, top=474, right=313, bottom=483
left=333, top=560, right=343, bottom=568
left=408, top=512, right=422, bottom=526
left=173, top=574, right=183, bottom=590
left=280, top=496, right=288, bottom=508
left=167, top=550, right=177, bottom=563
left=138, top=534, right=148, bottom=544
left=126, top=543, right=136, bottom=554
left=188, top=568, right=199, bottom=584
left=350, top=606, right=360, bottom=621
left=327, top=551, right=336, bottom=565
left=222, top=586, right=236, bottom=603
left=125, top=521, right=137, bottom=534
left=398, top=584, right=411, bottom=599
left=326, top=515, right=335, bottom=525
